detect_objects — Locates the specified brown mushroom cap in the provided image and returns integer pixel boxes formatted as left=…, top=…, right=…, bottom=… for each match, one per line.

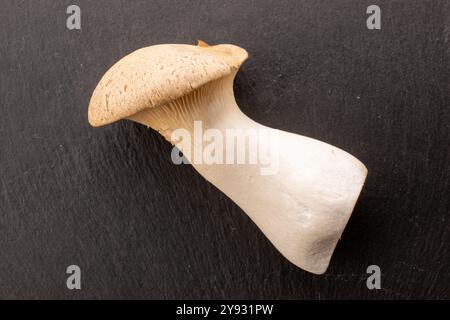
left=88, top=42, right=248, bottom=127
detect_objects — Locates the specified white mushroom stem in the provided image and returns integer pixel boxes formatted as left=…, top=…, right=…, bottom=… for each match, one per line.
left=129, top=72, right=367, bottom=274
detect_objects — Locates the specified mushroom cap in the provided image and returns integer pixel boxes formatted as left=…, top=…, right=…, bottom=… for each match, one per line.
left=88, top=42, right=248, bottom=127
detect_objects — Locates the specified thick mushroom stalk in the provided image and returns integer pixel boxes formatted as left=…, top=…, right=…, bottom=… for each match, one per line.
left=88, top=42, right=367, bottom=274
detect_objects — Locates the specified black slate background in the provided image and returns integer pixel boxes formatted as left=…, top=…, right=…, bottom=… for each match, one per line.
left=0, top=0, right=449, bottom=299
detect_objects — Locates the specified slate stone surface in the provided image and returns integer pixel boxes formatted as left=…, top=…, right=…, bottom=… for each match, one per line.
left=0, top=0, right=448, bottom=299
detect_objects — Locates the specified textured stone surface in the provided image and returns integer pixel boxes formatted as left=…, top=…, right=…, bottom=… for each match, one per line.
left=0, top=0, right=449, bottom=299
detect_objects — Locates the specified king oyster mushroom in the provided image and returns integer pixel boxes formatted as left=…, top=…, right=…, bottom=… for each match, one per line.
left=88, top=41, right=367, bottom=274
